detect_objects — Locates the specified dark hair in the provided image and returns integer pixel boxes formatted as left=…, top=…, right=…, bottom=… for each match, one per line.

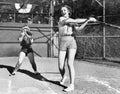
left=62, top=5, right=72, bottom=16
left=21, top=25, right=30, bottom=31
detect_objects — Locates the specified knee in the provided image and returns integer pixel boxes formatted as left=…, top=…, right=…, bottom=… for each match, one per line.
left=18, top=58, right=24, bottom=64
left=67, top=61, right=74, bottom=68
left=58, top=57, right=65, bottom=70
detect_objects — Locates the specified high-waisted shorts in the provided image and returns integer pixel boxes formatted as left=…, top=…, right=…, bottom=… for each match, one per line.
left=20, top=47, right=33, bottom=56
left=59, top=36, right=77, bottom=51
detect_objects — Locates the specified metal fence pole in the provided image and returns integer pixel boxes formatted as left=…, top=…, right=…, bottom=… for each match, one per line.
left=103, top=0, right=106, bottom=59
left=14, top=13, right=16, bottom=23
left=50, top=0, right=54, bottom=57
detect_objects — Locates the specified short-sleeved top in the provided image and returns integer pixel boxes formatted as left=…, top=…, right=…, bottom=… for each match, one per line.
left=58, top=16, right=73, bottom=37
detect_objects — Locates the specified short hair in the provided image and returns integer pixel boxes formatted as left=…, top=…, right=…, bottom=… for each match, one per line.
left=21, top=25, right=32, bottom=36
left=62, top=5, right=72, bottom=16
left=22, top=25, right=30, bottom=31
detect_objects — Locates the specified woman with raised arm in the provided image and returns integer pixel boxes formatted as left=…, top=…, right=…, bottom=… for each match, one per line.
left=58, top=5, right=96, bottom=92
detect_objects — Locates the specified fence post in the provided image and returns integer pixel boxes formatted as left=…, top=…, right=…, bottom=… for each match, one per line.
left=103, top=0, right=106, bottom=59
left=50, top=0, right=54, bottom=57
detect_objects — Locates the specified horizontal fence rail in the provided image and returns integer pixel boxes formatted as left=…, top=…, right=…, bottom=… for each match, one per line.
left=0, top=23, right=53, bottom=57
left=0, top=21, right=120, bottom=58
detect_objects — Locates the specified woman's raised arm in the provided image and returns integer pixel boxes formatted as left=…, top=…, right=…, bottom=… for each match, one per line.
left=75, top=17, right=97, bottom=31
left=65, top=18, right=87, bottom=24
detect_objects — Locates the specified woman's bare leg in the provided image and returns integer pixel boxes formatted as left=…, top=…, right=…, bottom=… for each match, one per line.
left=28, top=52, right=39, bottom=74
left=12, top=52, right=26, bottom=75
left=58, top=50, right=67, bottom=84
left=64, top=48, right=76, bottom=92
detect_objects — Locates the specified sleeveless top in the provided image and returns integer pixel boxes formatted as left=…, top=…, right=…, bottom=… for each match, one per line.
left=20, top=31, right=33, bottom=48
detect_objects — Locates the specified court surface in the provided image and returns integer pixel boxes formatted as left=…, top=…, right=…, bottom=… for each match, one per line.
left=0, top=57, right=120, bottom=94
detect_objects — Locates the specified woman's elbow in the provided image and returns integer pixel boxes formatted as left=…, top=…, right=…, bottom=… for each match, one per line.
left=75, top=26, right=83, bottom=31
left=31, top=39, right=34, bottom=43
left=18, top=38, right=22, bottom=42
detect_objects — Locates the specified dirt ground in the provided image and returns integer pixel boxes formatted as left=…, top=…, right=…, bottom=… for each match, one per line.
left=0, top=57, right=120, bottom=94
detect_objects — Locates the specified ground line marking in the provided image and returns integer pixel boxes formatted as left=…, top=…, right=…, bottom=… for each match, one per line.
left=0, top=79, right=12, bottom=94
left=83, top=75, right=120, bottom=94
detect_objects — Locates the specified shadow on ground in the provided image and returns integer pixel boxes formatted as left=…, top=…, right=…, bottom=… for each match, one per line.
left=0, top=64, right=66, bottom=89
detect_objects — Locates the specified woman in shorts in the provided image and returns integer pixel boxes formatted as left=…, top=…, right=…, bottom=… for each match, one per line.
left=58, top=5, right=96, bottom=92
left=11, top=25, right=39, bottom=75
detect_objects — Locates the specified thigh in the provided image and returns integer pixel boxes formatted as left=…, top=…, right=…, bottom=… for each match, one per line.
left=59, top=50, right=67, bottom=66
left=27, top=48, right=35, bottom=63
left=28, top=52, right=35, bottom=63
left=18, top=51, right=26, bottom=63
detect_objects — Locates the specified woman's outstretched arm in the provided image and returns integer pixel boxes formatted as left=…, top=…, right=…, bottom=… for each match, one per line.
left=75, top=17, right=97, bottom=31
left=65, top=18, right=87, bottom=24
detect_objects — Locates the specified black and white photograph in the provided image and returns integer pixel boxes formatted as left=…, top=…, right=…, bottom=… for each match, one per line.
left=0, top=0, right=120, bottom=94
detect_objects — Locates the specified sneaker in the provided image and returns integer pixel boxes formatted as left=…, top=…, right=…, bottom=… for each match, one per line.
left=9, top=71, right=16, bottom=76
left=60, top=76, right=67, bottom=85
left=63, top=84, right=74, bottom=92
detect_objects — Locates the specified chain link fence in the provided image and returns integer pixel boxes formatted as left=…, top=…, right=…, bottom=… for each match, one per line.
left=53, top=21, right=120, bottom=59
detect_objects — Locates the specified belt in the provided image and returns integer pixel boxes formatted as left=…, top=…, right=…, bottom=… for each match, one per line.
left=62, top=34, right=74, bottom=36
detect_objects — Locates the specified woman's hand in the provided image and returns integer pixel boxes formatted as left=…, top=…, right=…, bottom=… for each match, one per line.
left=21, top=31, right=25, bottom=36
left=88, top=17, right=97, bottom=22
